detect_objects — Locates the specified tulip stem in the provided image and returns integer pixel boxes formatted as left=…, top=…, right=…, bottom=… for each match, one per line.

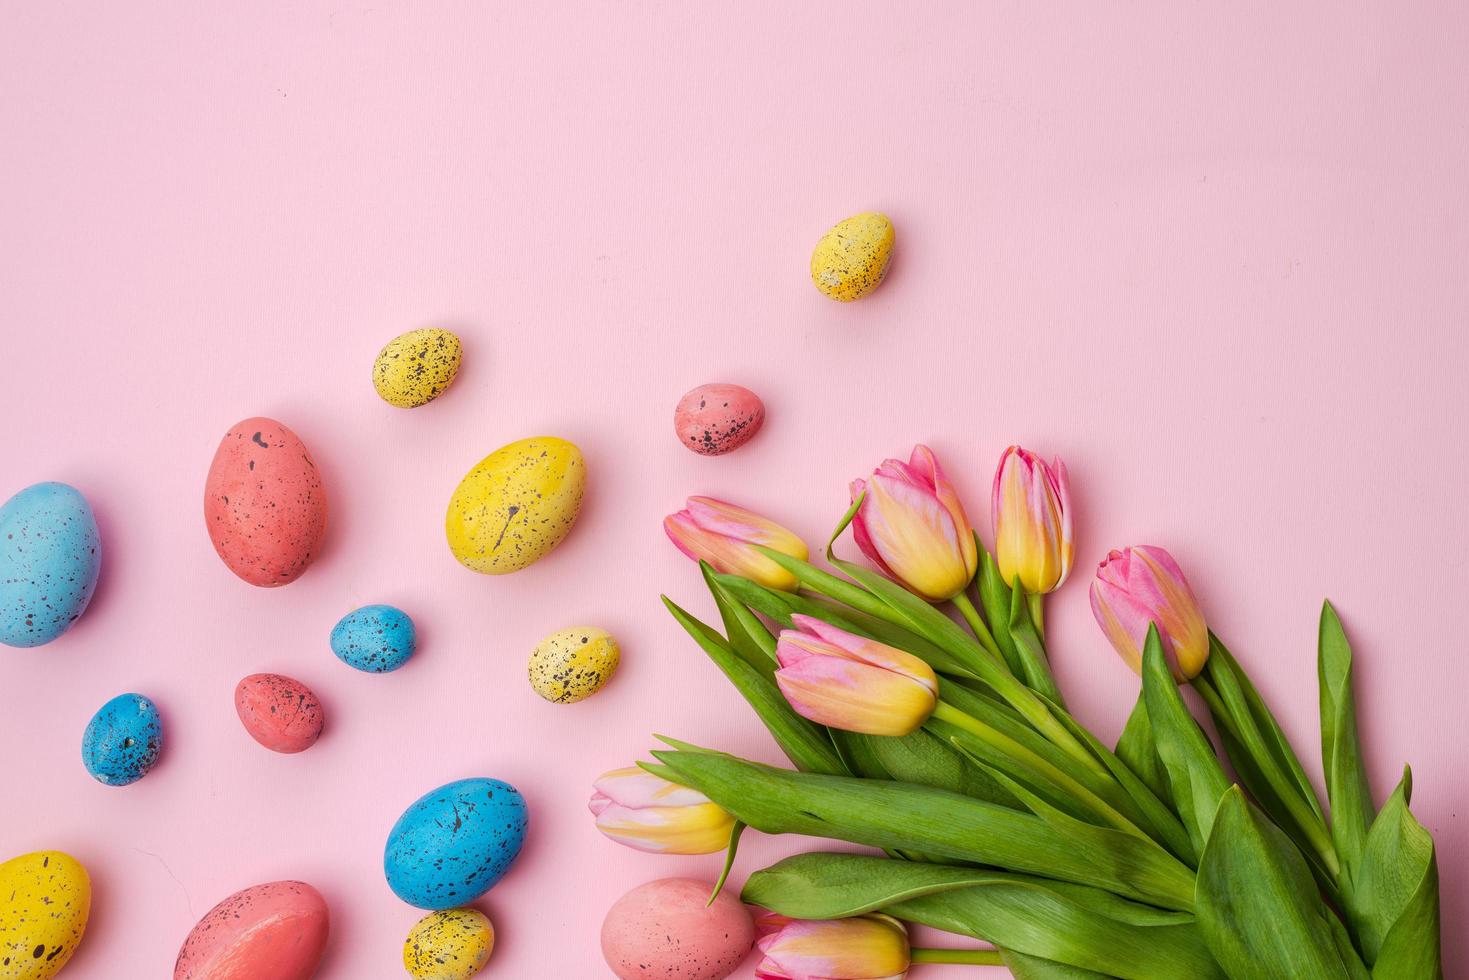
left=1026, top=592, right=1045, bottom=642
left=952, top=592, right=1006, bottom=665
left=911, top=947, right=1004, bottom=965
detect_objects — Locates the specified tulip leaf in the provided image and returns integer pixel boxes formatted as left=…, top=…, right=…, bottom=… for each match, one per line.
left=661, top=596, right=845, bottom=776
left=1348, top=768, right=1441, bottom=976
left=864, top=726, right=1016, bottom=806
left=1001, top=950, right=1114, bottom=980
left=743, top=852, right=1220, bottom=980
left=1115, top=694, right=1174, bottom=808
left=1141, top=626, right=1231, bottom=854
left=1195, top=787, right=1366, bottom=980
left=828, top=729, right=890, bottom=780
left=976, top=543, right=1024, bottom=676
left=1318, top=601, right=1374, bottom=882
left=701, top=563, right=776, bottom=675
left=706, top=820, right=746, bottom=905
left=1007, top=573, right=1064, bottom=705
left=656, top=747, right=1197, bottom=911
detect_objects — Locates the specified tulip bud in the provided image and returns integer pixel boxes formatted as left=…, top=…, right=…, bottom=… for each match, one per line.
left=588, top=767, right=736, bottom=854
left=755, top=913, right=911, bottom=980
left=1089, top=546, right=1209, bottom=681
left=774, top=615, right=938, bottom=737
left=663, top=497, right=809, bottom=592
left=992, top=445, right=1073, bottom=595
left=849, top=445, right=979, bottom=602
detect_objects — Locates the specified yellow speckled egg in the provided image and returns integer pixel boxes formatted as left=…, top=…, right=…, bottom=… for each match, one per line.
left=529, top=626, right=620, bottom=703
left=0, top=851, right=90, bottom=980
left=373, top=328, right=463, bottom=408
left=810, top=212, right=894, bottom=302
left=446, top=437, right=585, bottom=574
left=403, top=908, right=494, bottom=980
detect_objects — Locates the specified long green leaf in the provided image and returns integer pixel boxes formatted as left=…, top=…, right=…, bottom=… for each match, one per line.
left=976, top=544, right=1024, bottom=676
left=1002, top=951, right=1114, bottom=980
left=864, top=726, right=1015, bottom=805
left=1195, top=787, right=1364, bottom=980
left=702, top=563, right=776, bottom=675
left=1350, top=768, right=1441, bottom=976
left=1116, top=693, right=1174, bottom=807
left=1319, top=601, right=1374, bottom=881
left=1006, top=573, right=1063, bottom=703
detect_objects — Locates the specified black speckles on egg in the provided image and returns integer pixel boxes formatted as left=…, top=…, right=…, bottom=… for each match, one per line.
left=374, top=328, right=463, bottom=408
left=384, top=779, right=529, bottom=910
left=528, top=626, right=620, bottom=703
left=330, top=603, right=416, bottom=673
left=673, top=384, right=765, bottom=457
left=0, top=482, right=102, bottom=648
left=445, top=438, right=586, bottom=575
left=173, top=880, right=329, bottom=980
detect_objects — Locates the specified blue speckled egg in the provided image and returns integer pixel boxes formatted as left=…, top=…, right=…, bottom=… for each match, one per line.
left=1, top=482, right=102, bottom=648
left=384, top=778, right=528, bottom=910
left=331, top=604, right=416, bottom=673
left=82, top=693, right=163, bottom=786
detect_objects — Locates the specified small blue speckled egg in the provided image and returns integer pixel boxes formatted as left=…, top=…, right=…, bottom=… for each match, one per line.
left=331, top=604, right=416, bottom=672
left=82, top=693, right=163, bottom=786
left=1, top=482, right=102, bottom=648
left=384, top=778, right=528, bottom=910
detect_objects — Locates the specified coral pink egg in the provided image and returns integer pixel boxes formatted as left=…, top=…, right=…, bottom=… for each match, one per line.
left=601, top=878, right=754, bottom=980
left=174, top=880, right=329, bottom=980
left=674, top=384, right=765, bottom=456
left=203, top=417, right=327, bottom=587
left=234, top=673, right=324, bottom=753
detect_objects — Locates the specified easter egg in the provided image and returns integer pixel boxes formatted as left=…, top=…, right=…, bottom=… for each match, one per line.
left=330, top=604, right=416, bottom=673
left=445, top=437, right=585, bottom=575
left=810, top=212, right=894, bottom=302
left=173, top=880, right=328, bottom=980
left=403, top=909, right=495, bottom=980
left=203, top=417, right=327, bottom=587
left=528, top=626, right=619, bottom=704
left=673, top=384, right=765, bottom=456
left=373, top=328, right=463, bottom=409
left=81, top=693, right=162, bottom=786
left=0, top=851, right=90, bottom=980
left=0, top=482, right=101, bottom=648
left=601, top=878, right=754, bottom=980
left=384, top=778, right=528, bottom=910
left=234, top=674, right=324, bottom=753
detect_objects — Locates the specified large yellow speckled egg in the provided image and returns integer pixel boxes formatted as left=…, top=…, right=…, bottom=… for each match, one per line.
left=0, top=851, right=90, bottom=980
left=373, top=328, right=463, bottom=408
left=810, top=212, right=894, bottom=302
left=445, top=437, right=585, bottom=574
left=403, top=908, right=494, bottom=980
left=529, top=626, right=620, bottom=703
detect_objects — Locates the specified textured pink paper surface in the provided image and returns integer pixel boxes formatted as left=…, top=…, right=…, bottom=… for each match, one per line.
left=2, top=3, right=1466, bottom=976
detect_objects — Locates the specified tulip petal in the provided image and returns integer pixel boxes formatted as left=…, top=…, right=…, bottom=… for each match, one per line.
left=593, top=800, right=734, bottom=854
left=860, top=473, right=970, bottom=601
left=664, top=511, right=800, bottom=591
left=757, top=915, right=911, bottom=979
left=592, top=766, right=714, bottom=809
left=911, top=445, right=978, bottom=575
left=686, top=497, right=809, bottom=559
left=787, top=615, right=938, bottom=695
left=776, top=655, right=936, bottom=736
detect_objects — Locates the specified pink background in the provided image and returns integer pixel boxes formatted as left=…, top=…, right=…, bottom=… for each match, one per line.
left=2, top=2, right=1466, bottom=976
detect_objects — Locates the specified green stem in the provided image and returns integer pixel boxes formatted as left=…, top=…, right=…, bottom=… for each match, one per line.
left=952, top=591, right=1006, bottom=665
left=1026, top=591, right=1045, bottom=642
left=912, top=947, right=1004, bottom=965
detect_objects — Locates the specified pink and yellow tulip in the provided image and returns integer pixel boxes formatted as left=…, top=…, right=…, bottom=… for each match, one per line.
left=992, top=445, right=1073, bottom=595
left=755, top=913, right=911, bottom=980
left=588, top=767, right=736, bottom=854
left=1089, top=545, right=1209, bottom=680
left=664, top=497, right=809, bottom=592
left=775, top=615, right=938, bottom=737
left=849, top=445, right=978, bottom=601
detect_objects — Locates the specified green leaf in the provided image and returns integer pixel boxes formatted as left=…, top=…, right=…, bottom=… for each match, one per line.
left=702, top=563, right=776, bottom=675
left=743, top=853, right=1221, bottom=980
left=1319, top=601, right=1374, bottom=881
left=1195, top=787, right=1365, bottom=980
left=1002, top=951, right=1114, bottom=980
left=1350, top=768, right=1441, bottom=976
left=661, top=596, right=845, bottom=775
left=864, top=726, right=1016, bottom=805
left=1116, top=693, right=1174, bottom=808
left=976, top=544, right=1023, bottom=676
left=1007, top=573, right=1064, bottom=704
left=1142, top=626, right=1231, bottom=854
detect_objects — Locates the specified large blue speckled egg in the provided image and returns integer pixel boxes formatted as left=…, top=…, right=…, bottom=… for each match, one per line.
left=1, top=482, right=102, bottom=648
left=331, top=604, right=416, bottom=673
left=384, top=778, right=528, bottom=910
left=82, top=693, right=163, bottom=786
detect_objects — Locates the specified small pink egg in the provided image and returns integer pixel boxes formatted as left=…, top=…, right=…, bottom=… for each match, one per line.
left=674, top=384, right=765, bottom=456
left=601, top=877, right=754, bottom=980
left=174, top=880, right=329, bottom=980
left=234, top=673, right=324, bottom=753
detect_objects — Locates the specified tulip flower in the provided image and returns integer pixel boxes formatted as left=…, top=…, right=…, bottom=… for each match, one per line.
left=1090, top=546, right=1209, bottom=681
left=849, top=445, right=978, bottom=602
left=992, top=445, right=1074, bottom=595
left=664, top=497, right=809, bottom=592
left=756, top=913, right=911, bottom=980
left=775, top=615, right=938, bottom=736
left=588, top=767, right=736, bottom=854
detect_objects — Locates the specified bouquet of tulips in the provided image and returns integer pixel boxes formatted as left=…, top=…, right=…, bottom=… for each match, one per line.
left=593, top=445, right=1442, bottom=979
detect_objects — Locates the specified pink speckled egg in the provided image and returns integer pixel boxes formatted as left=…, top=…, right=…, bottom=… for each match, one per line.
left=674, top=383, right=765, bottom=456
left=234, top=673, right=324, bottom=754
left=203, top=417, right=327, bottom=587
left=174, top=880, right=329, bottom=980
left=601, top=878, right=755, bottom=980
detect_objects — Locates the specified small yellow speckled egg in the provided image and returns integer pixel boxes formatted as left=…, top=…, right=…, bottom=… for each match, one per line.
left=0, top=851, right=90, bottom=980
left=445, top=437, right=585, bottom=574
left=810, top=212, right=894, bottom=302
left=403, top=908, right=494, bottom=980
left=373, top=328, right=463, bottom=408
left=529, top=626, right=620, bottom=703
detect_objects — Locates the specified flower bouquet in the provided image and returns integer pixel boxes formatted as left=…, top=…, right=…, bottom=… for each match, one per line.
left=598, top=445, right=1442, bottom=979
